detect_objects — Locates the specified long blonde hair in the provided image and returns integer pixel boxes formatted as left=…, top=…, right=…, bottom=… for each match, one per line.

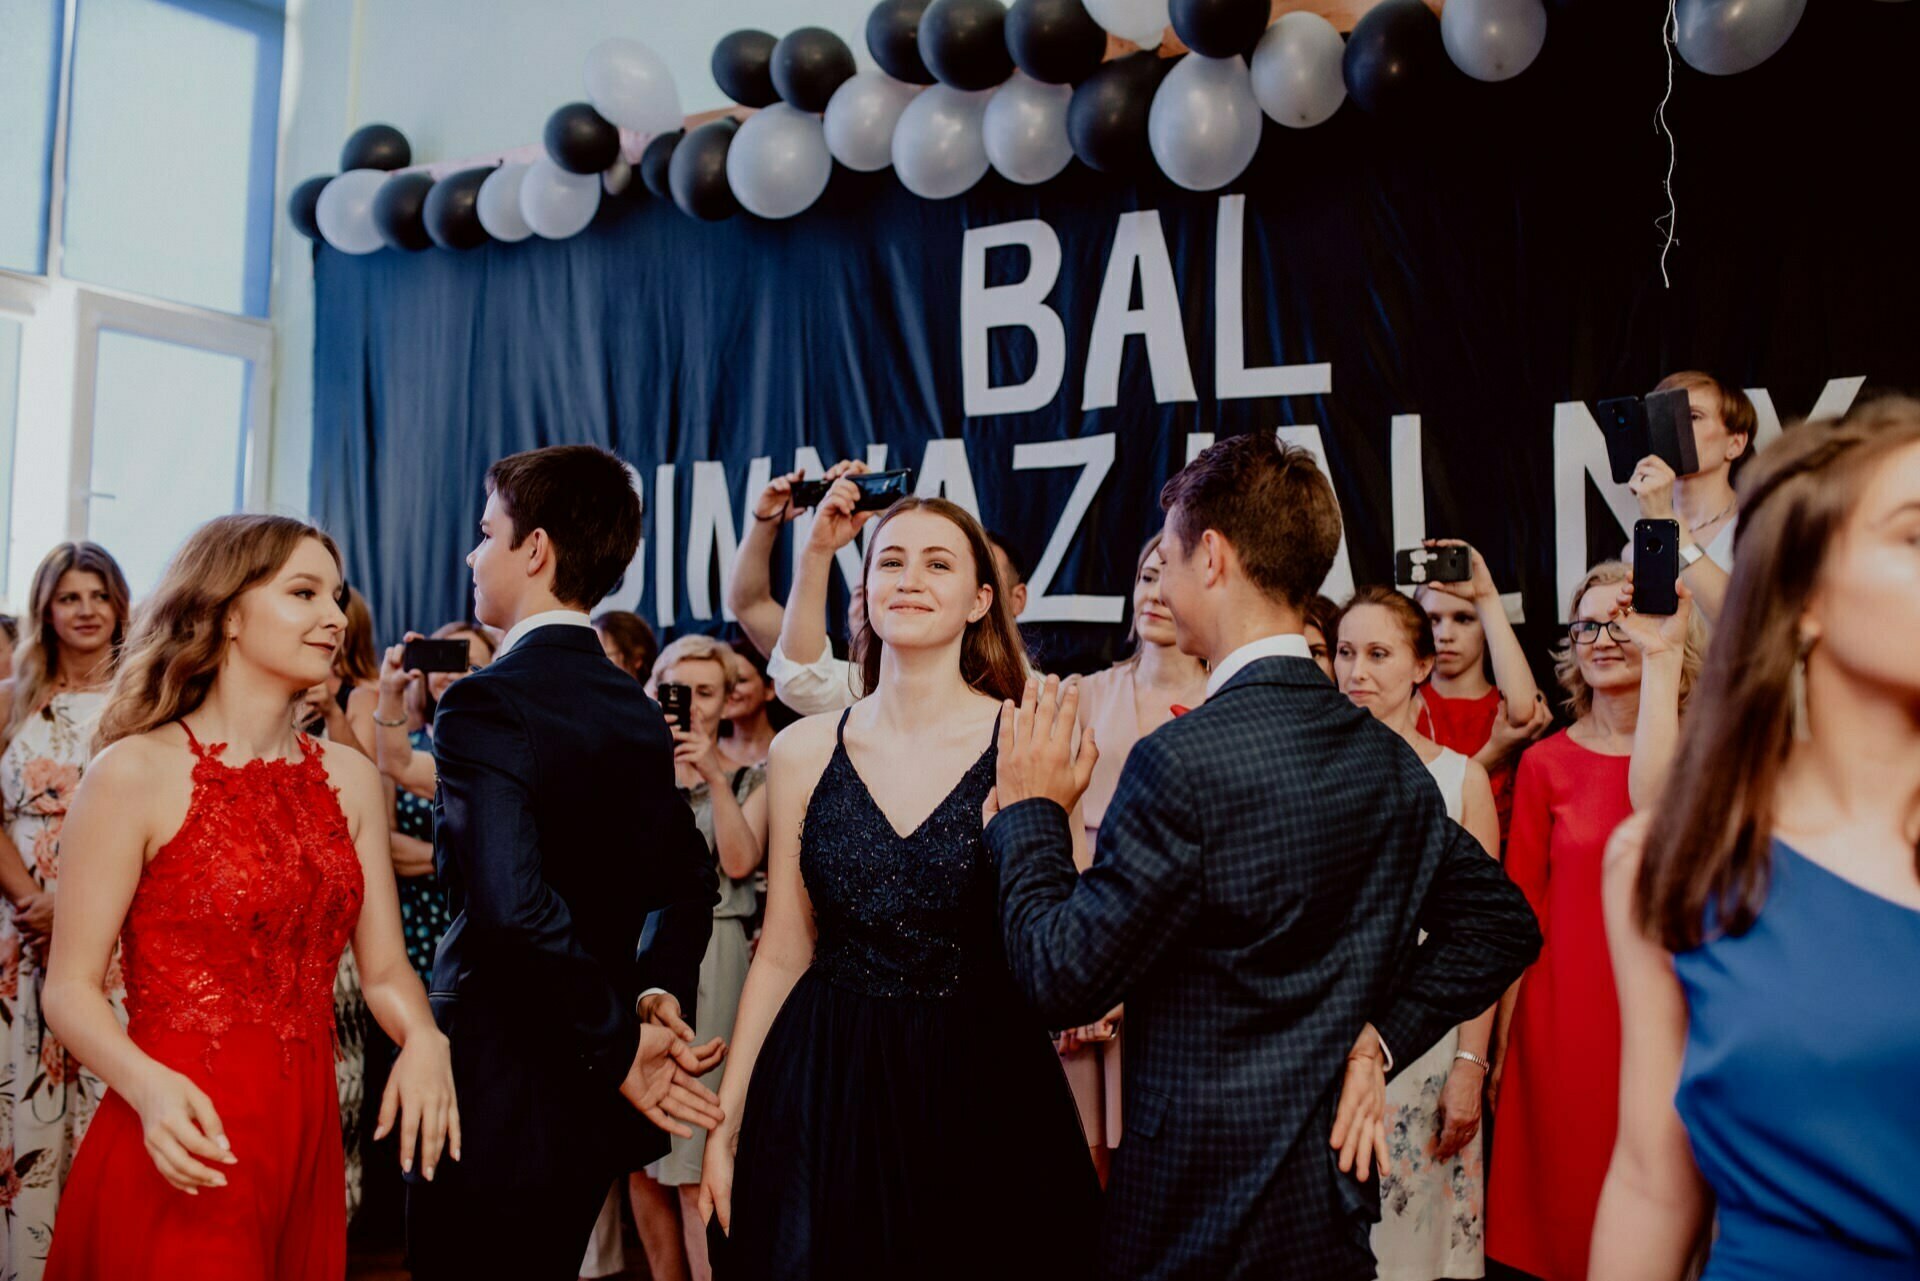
left=97, top=516, right=343, bottom=750
left=1551, top=560, right=1705, bottom=721
left=4, top=542, right=131, bottom=745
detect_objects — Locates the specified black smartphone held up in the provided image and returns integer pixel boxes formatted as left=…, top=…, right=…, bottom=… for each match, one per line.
left=787, top=469, right=913, bottom=513
left=1632, top=518, right=1682, bottom=616
left=401, top=637, right=471, bottom=674
left=657, top=682, right=693, bottom=733
left=1394, top=545, right=1472, bottom=587
left=1598, top=388, right=1700, bottom=484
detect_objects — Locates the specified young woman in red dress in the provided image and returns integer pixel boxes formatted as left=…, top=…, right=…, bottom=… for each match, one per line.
left=39, top=515, right=456, bottom=1279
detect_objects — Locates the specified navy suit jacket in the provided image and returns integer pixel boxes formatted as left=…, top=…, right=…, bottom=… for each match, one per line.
left=428, top=623, right=716, bottom=1187
left=987, top=656, right=1542, bottom=1281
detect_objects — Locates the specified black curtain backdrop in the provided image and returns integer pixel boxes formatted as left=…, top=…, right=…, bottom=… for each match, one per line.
left=311, top=0, right=1919, bottom=677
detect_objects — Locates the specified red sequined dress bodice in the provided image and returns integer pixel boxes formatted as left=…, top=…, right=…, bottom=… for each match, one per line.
left=118, top=726, right=365, bottom=1053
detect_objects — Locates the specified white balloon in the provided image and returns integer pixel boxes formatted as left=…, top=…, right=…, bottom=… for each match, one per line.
left=824, top=70, right=921, bottom=172
left=1085, top=0, right=1170, bottom=48
left=1148, top=53, right=1261, bottom=192
left=584, top=38, right=683, bottom=135
left=1251, top=12, right=1347, bottom=128
left=892, top=84, right=992, bottom=200
left=314, top=169, right=388, bottom=255
left=519, top=155, right=602, bottom=239
left=728, top=103, right=833, bottom=219
left=476, top=162, right=534, bottom=242
left=1442, top=0, right=1548, bottom=82
left=603, top=156, right=634, bottom=196
left=1675, top=0, right=1806, bottom=76
left=984, top=71, right=1074, bottom=185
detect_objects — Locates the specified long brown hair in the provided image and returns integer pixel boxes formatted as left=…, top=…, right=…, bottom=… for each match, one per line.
left=1120, top=531, right=1165, bottom=662
left=4, top=542, right=131, bottom=745
left=855, top=497, right=1029, bottom=705
left=97, top=516, right=343, bottom=750
left=1637, top=397, right=1920, bottom=950
left=336, top=587, right=380, bottom=686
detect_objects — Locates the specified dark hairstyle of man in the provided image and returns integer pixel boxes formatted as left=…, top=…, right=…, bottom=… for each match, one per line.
left=485, top=445, right=641, bottom=609
left=1159, top=433, right=1343, bottom=611
left=983, top=529, right=1031, bottom=587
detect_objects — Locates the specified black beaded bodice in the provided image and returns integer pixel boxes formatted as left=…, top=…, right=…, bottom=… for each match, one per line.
left=800, top=714, right=1002, bottom=1000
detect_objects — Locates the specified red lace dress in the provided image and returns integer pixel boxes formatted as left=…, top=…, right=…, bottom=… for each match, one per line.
left=45, top=727, right=364, bottom=1279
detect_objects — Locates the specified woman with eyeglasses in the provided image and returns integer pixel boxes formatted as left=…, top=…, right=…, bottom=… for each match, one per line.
left=1485, top=561, right=1701, bottom=1281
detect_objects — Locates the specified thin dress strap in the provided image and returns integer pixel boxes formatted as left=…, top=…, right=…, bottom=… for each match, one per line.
left=179, top=719, right=209, bottom=758
left=836, top=709, right=852, bottom=745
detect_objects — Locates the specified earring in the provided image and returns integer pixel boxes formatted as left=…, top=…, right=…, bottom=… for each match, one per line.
left=1790, top=632, right=1815, bottom=742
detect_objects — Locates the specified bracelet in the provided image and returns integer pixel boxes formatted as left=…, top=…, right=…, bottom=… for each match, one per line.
left=373, top=711, right=409, bottom=728
left=1453, top=1050, right=1491, bottom=1072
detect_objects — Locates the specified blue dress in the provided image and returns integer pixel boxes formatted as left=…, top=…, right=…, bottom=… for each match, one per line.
left=1673, top=840, right=1920, bottom=1280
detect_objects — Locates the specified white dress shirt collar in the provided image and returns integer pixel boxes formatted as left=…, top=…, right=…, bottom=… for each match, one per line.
left=498, top=609, right=594, bottom=657
left=1205, top=633, right=1313, bottom=698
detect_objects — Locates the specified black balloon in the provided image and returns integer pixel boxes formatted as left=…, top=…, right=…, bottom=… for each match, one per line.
left=1169, top=0, right=1269, bottom=59
left=544, top=102, right=621, bottom=174
left=772, top=27, right=858, bottom=112
left=920, top=0, right=1014, bottom=90
left=287, top=174, right=330, bottom=240
left=713, top=29, right=780, bottom=107
left=340, top=123, right=410, bottom=172
left=1066, top=51, right=1166, bottom=176
left=371, top=172, right=434, bottom=252
left=669, top=118, right=740, bottom=220
left=1343, top=0, right=1448, bottom=116
left=867, top=0, right=936, bottom=84
left=422, top=166, right=492, bottom=250
left=1006, top=0, right=1107, bottom=84
left=639, top=130, right=682, bottom=201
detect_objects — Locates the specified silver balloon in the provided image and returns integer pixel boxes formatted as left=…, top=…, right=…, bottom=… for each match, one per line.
left=892, top=84, right=992, bottom=200
left=1442, top=0, right=1548, bottom=82
left=476, top=162, right=534, bottom=242
left=519, top=155, right=601, bottom=239
left=1148, top=53, right=1261, bottom=192
left=314, top=169, right=388, bottom=255
left=824, top=70, right=921, bottom=172
left=1675, top=0, right=1806, bottom=76
left=727, top=103, right=833, bottom=219
left=583, top=38, right=683, bottom=134
left=983, top=71, right=1074, bottom=185
left=1250, top=12, right=1347, bottom=129
left=1085, top=0, right=1169, bottom=48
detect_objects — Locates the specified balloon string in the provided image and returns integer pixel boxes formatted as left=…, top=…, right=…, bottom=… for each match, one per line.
left=1656, top=0, right=1678, bottom=289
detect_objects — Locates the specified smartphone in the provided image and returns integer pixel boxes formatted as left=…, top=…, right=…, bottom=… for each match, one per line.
left=1394, top=545, right=1471, bottom=587
left=402, top=637, right=471, bottom=674
left=1598, top=388, right=1700, bottom=484
left=1632, top=519, right=1682, bottom=616
left=657, top=682, right=692, bottom=733
left=787, top=468, right=913, bottom=513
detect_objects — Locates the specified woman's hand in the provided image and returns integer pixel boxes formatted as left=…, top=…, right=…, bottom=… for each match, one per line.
left=1629, top=454, right=1679, bottom=522
left=752, top=470, right=805, bottom=524
left=128, top=1064, right=238, bottom=1195
left=1620, top=577, right=1694, bottom=661
left=378, top=634, right=426, bottom=707
left=12, top=889, right=54, bottom=946
left=804, top=475, right=876, bottom=556
left=672, top=724, right=726, bottom=785
left=1485, top=693, right=1553, bottom=763
left=377, top=1028, right=460, bottom=1181
left=697, top=1123, right=739, bottom=1233
left=1433, top=1061, right=1485, bottom=1161
left=1420, top=539, right=1499, bottom=605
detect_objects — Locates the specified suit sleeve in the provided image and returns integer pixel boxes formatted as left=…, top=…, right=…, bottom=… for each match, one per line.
left=1372, top=794, right=1544, bottom=1076
left=433, top=676, right=638, bottom=1087
left=633, top=767, right=719, bottom=1025
left=987, top=733, right=1202, bottom=1029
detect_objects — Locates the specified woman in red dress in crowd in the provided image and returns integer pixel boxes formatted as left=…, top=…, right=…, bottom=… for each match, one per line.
left=1485, top=560, right=1699, bottom=1281
left=38, top=515, right=456, bottom=1279
left=1413, top=539, right=1554, bottom=846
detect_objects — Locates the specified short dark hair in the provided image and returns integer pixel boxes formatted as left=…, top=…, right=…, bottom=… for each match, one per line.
left=486, top=446, right=641, bottom=609
left=983, top=529, right=1030, bottom=587
left=592, top=609, right=659, bottom=680
left=1302, top=593, right=1338, bottom=643
left=1160, top=433, right=1342, bottom=611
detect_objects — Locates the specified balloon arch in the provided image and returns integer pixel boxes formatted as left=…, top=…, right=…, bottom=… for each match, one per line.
left=290, top=0, right=1823, bottom=254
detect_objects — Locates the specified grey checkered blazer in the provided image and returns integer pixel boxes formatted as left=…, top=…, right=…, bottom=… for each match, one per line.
left=987, top=656, right=1542, bottom=1281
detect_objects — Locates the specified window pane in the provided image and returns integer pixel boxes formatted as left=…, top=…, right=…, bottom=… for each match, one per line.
left=0, top=0, right=63, bottom=274
left=88, top=329, right=247, bottom=595
left=62, top=0, right=285, bottom=316
left=0, top=317, right=20, bottom=602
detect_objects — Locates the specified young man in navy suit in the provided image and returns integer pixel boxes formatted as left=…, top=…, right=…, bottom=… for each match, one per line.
left=407, top=445, right=725, bottom=1280
left=987, top=433, right=1542, bottom=1281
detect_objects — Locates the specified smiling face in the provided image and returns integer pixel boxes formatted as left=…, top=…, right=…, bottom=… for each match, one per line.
left=47, top=569, right=118, bottom=660
left=1133, top=546, right=1177, bottom=649
left=1335, top=603, right=1433, bottom=724
left=721, top=653, right=772, bottom=723
left=226, top=537, right=348, bottom=694
left=865, top=509, right=992, bottom=655
left=1571, top=582, right=1643, bottom=695
left=1419, top=588, right=1485, bottom=682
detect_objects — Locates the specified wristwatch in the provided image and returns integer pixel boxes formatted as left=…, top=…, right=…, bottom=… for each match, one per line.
left=1678, top=542, right=1704, bottom=567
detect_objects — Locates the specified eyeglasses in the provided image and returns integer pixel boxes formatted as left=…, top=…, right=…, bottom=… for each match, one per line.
left=1567, top=619, right=1632, bottom=646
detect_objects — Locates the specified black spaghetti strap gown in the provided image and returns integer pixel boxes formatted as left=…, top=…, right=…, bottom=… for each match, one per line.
left=724, top=711, right=1101, bottom=1279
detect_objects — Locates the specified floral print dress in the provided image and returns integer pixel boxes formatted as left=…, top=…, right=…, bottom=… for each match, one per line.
left=0, top=692, right=126, bottom=1281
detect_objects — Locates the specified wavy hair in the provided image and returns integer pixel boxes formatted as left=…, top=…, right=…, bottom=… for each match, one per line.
left=97, top=516, right=343, bottom=750
left=4, top=542, right=131, bottom=745
left=1551, top=561, right=1705, bottom=722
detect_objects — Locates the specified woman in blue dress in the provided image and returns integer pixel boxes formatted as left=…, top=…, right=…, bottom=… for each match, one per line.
left=1594, top=398, right=1920, bottom=1280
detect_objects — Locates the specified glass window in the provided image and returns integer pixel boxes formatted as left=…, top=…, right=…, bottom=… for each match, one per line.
left=0, top=317, right=21, bottom=601
left=87, top=329, right=248, bottom=594
left=0, top=0, right=64, bottom=274
left=61, top=0, right=285, bottom=316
